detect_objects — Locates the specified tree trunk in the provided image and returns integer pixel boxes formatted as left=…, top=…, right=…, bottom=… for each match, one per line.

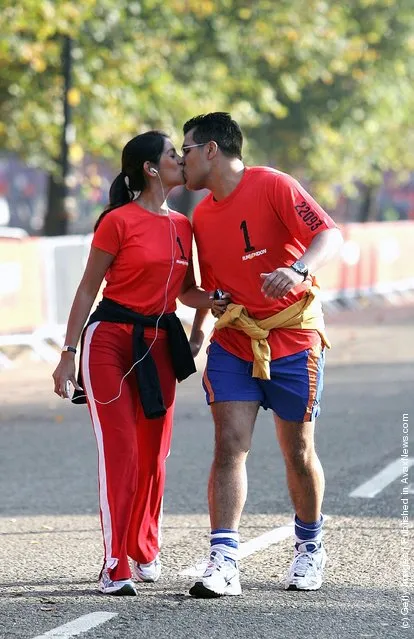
left=358, top=184, right=379, bottom=223
left=43, top=173, right=68, bottom=236
left=42, top=36, right=72, bottom=236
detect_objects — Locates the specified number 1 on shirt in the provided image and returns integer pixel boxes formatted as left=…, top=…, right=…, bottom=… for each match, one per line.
left=176, top=236, right=187, bottom=260
left=240, top=220, right=255, bottom=253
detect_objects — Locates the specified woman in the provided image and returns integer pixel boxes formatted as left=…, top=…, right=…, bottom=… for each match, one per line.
left=52, top=131, right=227, bottom=596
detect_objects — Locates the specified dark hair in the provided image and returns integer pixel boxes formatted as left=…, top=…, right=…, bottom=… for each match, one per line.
left=183, top=112, right=243, bottom=160
left=94, top=130, right=168, bottom=231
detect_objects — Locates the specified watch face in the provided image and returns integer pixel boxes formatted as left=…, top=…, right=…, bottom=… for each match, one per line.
left=293, top=260, right=307, bottom=274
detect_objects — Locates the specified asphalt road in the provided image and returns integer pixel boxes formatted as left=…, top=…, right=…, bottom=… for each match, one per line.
left=0, top=302, right=413, bottom=639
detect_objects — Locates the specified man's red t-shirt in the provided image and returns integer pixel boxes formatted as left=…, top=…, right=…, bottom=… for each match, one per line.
left=92, top=202, right=192, bottom=316
left=193, top=167, right=337, bottom=361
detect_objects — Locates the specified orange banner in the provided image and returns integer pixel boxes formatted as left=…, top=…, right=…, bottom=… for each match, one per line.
left=317, top=221, right=414, bottom=296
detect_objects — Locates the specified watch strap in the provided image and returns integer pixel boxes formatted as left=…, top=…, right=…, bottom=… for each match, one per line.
left=62, top=345, right=77, bottom=354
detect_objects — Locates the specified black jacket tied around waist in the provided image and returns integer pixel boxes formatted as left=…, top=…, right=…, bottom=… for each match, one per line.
left=72, top=297, right=196, bottom=419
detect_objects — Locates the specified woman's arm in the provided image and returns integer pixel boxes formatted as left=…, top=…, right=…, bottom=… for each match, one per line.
left=52, top=246, right=115, bottom=398
left=178, top=261, right=230, bottom=357
left=179, top=259, right=230, bottom=310
left=178, top=259, right=211, bottom=309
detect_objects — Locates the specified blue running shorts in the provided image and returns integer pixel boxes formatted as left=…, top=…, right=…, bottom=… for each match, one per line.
left=202, top=341, right=325, bottom=423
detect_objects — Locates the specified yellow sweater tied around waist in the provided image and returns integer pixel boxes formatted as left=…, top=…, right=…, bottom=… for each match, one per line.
left=214, top=286, right=331, bottom=380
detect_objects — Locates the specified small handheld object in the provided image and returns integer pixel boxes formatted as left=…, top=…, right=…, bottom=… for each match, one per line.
left=213, top=289, right=225, bottom=300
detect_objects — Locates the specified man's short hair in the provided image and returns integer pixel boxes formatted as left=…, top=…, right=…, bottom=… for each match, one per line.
left=183, top=112, right=243, bottom=159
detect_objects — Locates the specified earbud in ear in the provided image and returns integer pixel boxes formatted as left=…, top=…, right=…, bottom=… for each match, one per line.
left=149, top=168, right=158, bottom=175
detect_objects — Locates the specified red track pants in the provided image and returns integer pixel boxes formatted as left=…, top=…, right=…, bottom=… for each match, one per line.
left=81, top=321, right=176, bottom=580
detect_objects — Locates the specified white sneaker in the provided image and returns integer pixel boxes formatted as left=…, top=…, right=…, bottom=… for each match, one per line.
left=98, top=569, right=137, bottom=596
left=285, top=543, right=327, bottom=591
left=132, top=556, right=161, bottom=583
left=189, top=549, right=241, bottom=598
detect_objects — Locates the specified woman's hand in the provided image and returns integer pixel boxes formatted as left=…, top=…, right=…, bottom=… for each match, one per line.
left=52, top=353, right=83, bottom=399
left=51, top=245, right=114, bottom=399
left=211, top=292, right=231, bottom=318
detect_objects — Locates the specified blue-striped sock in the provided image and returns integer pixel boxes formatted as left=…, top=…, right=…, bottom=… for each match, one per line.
left=294, top=514, right=324, bottom=553
left=210, top=529, right=239, bottom=565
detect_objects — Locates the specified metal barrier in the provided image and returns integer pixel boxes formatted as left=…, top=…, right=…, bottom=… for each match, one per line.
left=0, top=235, right=91, bottom=365
left=1, top=222, right=414, bottom=367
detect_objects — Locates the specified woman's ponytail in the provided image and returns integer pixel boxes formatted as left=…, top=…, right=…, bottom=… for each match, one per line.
left=109, top=172, right=133, bottom=206
left=94, top=173, right=132, bottom=231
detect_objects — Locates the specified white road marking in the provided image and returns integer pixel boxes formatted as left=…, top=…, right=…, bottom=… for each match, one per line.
left=238, top=524, right=293, bottom=560
left=180, top=517, right=331, bottom=578
left=350, top=458, right=414, bottom=498
left=31, top=612, right=118, bottom=639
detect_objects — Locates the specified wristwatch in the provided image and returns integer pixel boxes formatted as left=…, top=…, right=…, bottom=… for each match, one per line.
left=290, top=260, right=309, bottom=280
left=62, top=345, right=77, bottom=354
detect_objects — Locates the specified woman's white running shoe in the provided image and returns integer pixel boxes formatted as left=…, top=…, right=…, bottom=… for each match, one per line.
left=98, top=569, right=137, bottom=596
left=132, top=556, right=162, bottom=583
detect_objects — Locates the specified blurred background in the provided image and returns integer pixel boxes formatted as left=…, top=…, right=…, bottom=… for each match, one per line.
left=0, top=0, right=413, bottom=361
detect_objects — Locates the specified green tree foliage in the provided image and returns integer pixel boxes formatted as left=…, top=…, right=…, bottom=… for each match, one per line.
left=0, top=0, right=413, bottom=209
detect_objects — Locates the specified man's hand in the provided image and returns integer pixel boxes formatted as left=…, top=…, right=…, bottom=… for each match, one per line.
left=188, top=326, right=205, bottom=359
left=189, top=339, right=203, bottom=358
left=260, top=268, right=304, bottom=299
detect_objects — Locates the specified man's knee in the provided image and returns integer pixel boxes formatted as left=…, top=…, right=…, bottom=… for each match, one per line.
left=212, top=401, right=257, bottom=463
left=283, top=441, right=316, bottom=475
left=215, top=427, right=251, bottom=464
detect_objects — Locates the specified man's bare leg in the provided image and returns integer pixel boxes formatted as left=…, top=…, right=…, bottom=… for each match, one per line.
left=275, top=415, right=326, bottom=590
left=189, top=400, right=259, bottom=598
left=208, top=400, right=260, bottom=530
left=275, top=416, right=324, bottom=521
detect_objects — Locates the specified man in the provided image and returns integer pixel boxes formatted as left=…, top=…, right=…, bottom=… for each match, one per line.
left=182, top=112, right=343, bottom=598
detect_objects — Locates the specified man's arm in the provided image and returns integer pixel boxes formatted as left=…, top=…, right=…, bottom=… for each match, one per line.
left=261, top=228, right=343, bottom=299
left=298, top=227, right=343, bottom=273
left=188, top=308, right=210, bottom=357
